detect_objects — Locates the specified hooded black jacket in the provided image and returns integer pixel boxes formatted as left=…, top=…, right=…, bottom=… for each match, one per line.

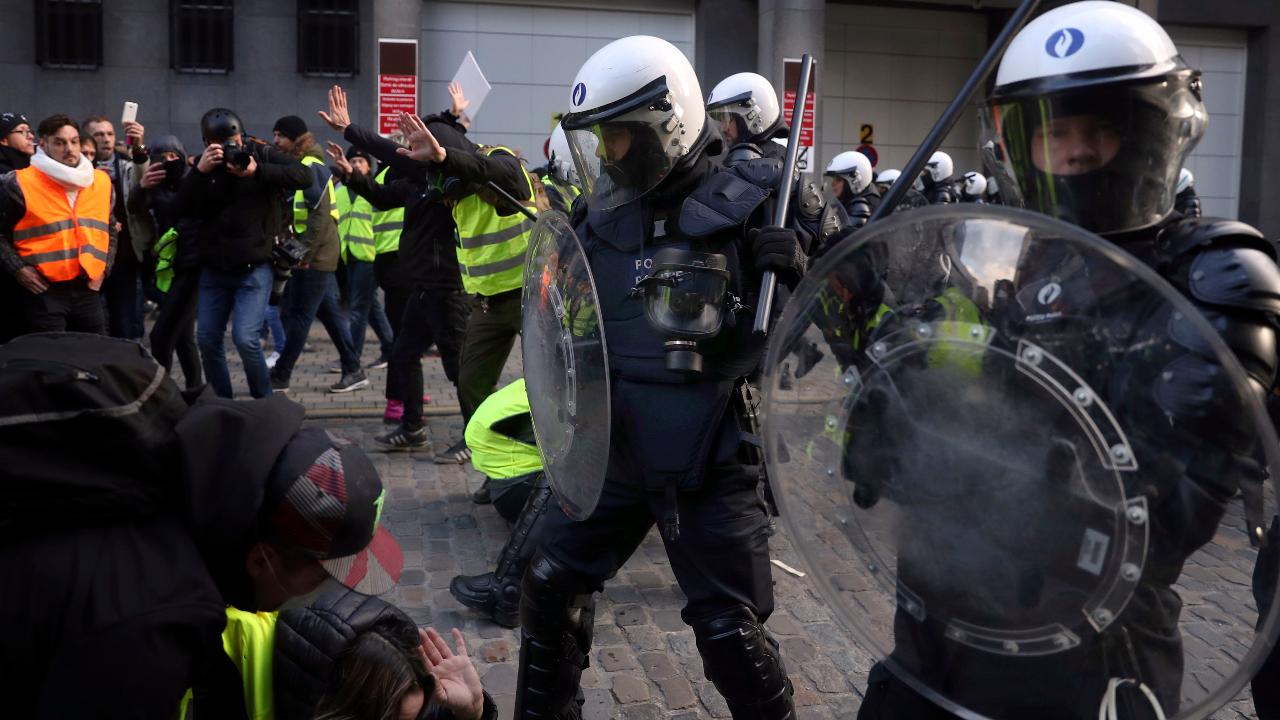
left=0, top=392, right=307, bottom=719
left=178, top=139, right=311, bottom=272
left=130, top=135, right=202, bottom=271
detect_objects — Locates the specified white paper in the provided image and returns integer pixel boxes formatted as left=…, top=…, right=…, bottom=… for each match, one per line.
left=451, top=51, right=492, bottom=120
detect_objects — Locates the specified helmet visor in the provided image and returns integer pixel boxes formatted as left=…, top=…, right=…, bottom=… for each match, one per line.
left=566, top=117, right=684, bottom=212
left=981, top=75, right=1206, bottom=234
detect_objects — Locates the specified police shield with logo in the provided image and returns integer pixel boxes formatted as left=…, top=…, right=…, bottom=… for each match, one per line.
left=761, top=1, right=1280, bottom=719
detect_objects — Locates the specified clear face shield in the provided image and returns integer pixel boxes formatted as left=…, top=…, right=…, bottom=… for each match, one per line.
left=980, top=71, right=1206, bottom=235
left=563, top=79, right=695, bottom=212
left=707, top=93, right=761, bottom=147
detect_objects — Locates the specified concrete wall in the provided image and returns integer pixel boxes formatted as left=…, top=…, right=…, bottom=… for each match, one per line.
left=0, top=0, right=389, bottom=152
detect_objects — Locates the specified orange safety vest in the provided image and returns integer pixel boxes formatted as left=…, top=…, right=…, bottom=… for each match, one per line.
left=12, top=165, right=112, bottom=282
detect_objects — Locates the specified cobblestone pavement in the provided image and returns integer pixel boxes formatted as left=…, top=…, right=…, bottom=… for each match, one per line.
left=201, top=327, right=1260, bottom=719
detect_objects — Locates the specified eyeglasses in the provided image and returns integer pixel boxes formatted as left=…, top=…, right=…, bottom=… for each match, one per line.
left=7, top=128, right=33, bottom=138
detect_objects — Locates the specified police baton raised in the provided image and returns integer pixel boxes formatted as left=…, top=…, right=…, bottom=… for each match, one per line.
left=753, top=53, right=814, bottom=336
left=486, top=180, right=539, bottom=223
left=870, top=0, right=1041, bottom=222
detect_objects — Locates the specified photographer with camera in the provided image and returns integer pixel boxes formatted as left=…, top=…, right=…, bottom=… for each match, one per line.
left=182, top=108, right=310, bottom=399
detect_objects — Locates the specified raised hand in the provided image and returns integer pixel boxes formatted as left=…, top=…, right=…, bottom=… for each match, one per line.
left=318, top=85, right=352, bottom=132
left=416, top=627, right=484, bottom=720
left=448, top=81, right=470, bottom=117
left=325, top=141, right=353, bottom=176
left=395, top=111, right=446, bottom=164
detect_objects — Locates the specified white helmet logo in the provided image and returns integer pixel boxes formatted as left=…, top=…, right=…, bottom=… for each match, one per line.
left=572, top=83, right=587, bottom=107
left=1037, top=282, right=1062, bottom=306
left=1045, top=28, right=1084, bottom=59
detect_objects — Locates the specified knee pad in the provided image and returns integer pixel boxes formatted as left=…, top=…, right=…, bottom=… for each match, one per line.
left=516, top=552, right=595, bottom=719
left=692, top=606, right=796, bottom=720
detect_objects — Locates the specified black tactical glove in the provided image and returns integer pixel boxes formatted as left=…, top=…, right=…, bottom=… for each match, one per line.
left=747, top=225, right=808, bottom=287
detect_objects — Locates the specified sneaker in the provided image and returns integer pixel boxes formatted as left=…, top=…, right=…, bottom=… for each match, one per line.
left=326, top=362, right=342, bottom=374
left=375, top=424, right=428, bottom=451
left=269, top=371, right=290, bottom=392
left=329, top=370, right=369, bottom=393
left=433, top=439, right=471, bottom=465
left=383, top=399, right=405, bottom=424
left=265, top=351, right=280, bottom=369
left=366, top=353, right=390, bottom=370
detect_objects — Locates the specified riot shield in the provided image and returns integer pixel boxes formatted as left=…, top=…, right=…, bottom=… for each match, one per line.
left=764, top=205, right=1280, bottom=719
left=521, top=211, right=610, bottom=521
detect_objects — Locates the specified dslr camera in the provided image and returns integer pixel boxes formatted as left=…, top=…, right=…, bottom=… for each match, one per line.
left=270, top=234, right=310, bottom=305
left=221, top=142, right=252, bottom=170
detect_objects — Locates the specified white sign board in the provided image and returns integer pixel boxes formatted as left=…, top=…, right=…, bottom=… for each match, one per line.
left=451, top=51, right=492, bottom=120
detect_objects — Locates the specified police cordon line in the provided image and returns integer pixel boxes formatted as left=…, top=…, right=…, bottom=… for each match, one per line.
left=1, top=1, right=1276, bottom=719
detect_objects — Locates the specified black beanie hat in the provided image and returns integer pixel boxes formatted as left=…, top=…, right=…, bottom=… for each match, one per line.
left=0, top=113, right=30, bottom=137
left=345, top=146, right=373, bottom=164
left=273, top=115, right=308, bottom=141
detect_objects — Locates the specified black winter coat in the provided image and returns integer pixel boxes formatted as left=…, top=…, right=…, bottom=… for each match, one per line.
left=179, top=140, right=311, bottom=272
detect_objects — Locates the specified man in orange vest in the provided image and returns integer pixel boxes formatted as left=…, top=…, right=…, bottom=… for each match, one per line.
left=0, top=114, right=116, bottom=333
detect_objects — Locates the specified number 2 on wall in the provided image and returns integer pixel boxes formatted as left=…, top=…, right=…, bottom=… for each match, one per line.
left=860, top=124, right=874, bottom=144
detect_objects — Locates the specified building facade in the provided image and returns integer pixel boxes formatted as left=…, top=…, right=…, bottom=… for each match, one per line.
left=1, top=0, right=1275, bottom=231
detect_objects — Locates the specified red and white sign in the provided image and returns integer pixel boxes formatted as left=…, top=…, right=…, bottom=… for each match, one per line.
left=378, top=39, right=418, bottom=136
left=782, top=58, right=817, bottom=171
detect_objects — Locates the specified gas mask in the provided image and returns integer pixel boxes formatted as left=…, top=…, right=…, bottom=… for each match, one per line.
left=632, top=248, right=731, bottom=374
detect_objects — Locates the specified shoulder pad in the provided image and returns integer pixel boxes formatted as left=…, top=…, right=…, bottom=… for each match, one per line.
left=679, top=168, right=770, bottom=239
left=796, top=179, right=823, bottom=220
left=1187, top=245, right=1280, bottom=316
left=730, top=157, right=785, bottom=192
left=724, top=143, right=764, bottom=166
left=1157, top=217, right=1274, bottom=260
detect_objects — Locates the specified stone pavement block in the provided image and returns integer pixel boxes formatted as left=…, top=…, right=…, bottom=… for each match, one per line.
left=782, top=636, right=818, bottom=662
left=658, top=677, right=698, bottom=709
left=623, top=624, right=665, bottom=651
left=619, top=703, right=663, bottom=719
left=611, top=674, right=651, bottom=704
left=768, top=614, right=804, bottom=636
left=582, top=687, right=616, bottom=720
left=482, top=663, right=517, bottom=695
left=653, top=609, right=685, bottom=632
left=695, top=681, right=732, bottom=718
left=614, top=604, right=648, bottom=627
left=598, top=646, right=640, bottom=672
left=805, top=662, right=851, bottom=693
left=638, top=652, right=679, bottom=680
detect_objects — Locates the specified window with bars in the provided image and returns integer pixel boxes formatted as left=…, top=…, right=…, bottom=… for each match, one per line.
left=35, top=0, right=104, bottom=70
left=298, top=0, right=359, bottom=77
left=171, top=0, right=234, bottom=74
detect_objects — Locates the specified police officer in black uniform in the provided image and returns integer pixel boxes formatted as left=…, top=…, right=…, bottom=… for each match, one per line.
left=514, top=36, right=806, bottom=720
left=824, top=150, right=879, bottom=230
left=849, top=2, right=1280, bottom=718
left=920, top=151, right=958, bottom=205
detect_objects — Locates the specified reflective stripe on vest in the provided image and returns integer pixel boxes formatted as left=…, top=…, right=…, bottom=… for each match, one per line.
left=452, top=146, right=536, bottom=295
left=464, top=378, right=543, bottom=481
left=926, top=287, right=986, bottom=375
left=336, top=184, right=376, bottom=263
left=371, top=166, right=404, bottom=255
left=293, top=155, right=339, bottom=234
left=13, top=166, right=113, bottom=282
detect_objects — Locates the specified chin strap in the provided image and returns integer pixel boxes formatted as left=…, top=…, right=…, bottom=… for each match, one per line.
left=1097, top=678, right=1166, bottom=720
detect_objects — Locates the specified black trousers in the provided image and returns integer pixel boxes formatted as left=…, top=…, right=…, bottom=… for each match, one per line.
left=458, top=290, right=522, bottom=423
left=0, top=271, right=28, bottom=342
left=149, top=268, right=203, bottom=390
left=375, top=252, right=412, bottom=402
left=19, top=279, right=106, bottom=334
left=537, top=459, right=775, bottom=626
left=392, top=286, right=469, bottom=431
left=103, top=248, right=144, bottom=339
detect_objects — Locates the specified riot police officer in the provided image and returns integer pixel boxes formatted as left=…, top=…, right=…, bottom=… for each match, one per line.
left=920, top=150, right=957, bottom=204
left=542, top=123, right=581, bottom=215
left=983, top=174, right=1002, bottom=204
left=825, top=150, right=879, bottom=229
left=874, top=168, right=929, bottom=210
left=706, top=71, right=788, bottom=163
left=958, top=171, right=986, bottom=203
left=514, top=36, right=804, bottom=720
left=1175, top=167, right=1201, bottom=217
left=851, top=2, right=1280, bottom=718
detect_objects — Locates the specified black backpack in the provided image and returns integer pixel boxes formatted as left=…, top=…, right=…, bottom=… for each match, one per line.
left=0, top=333, right=191, bottom=536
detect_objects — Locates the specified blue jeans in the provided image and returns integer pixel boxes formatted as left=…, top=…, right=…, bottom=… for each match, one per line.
left=262, top=305, right=286, bottom=352
left=197, top=264, right=274, bottom=398
left=347, top=259, right=395, bottom=362
left=274, top=269, right=360, bottom=381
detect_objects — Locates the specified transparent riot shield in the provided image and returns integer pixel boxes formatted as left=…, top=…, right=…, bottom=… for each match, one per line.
left=764, top=205, right=1280, bottom=719
left=521, top=211, right=610, bottom=520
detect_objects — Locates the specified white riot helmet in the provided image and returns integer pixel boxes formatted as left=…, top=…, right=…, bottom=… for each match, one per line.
left=985, top=175, right=1000, bottom=199
left=824, top=151, right=873, bottom=200
left=561, top=36, right=709, bottom=211
left=982, top=1, right=1207, bottom=234
left=1177, top=167, right=1195, bottom=194
left=961, top=171, right=987, bottom=198
left=875, top=169, right=901, bottom=191
left=923, top=151, right=954, bottom=184
left=706, top=72, right=783, bottom=147
left=547, top=123, right=580, bottom=187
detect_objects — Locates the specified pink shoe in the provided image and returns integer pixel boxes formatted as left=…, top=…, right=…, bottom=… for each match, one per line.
left=423, top=394, right=432, bottom=405
left=383, top=399, right=405, bottom=424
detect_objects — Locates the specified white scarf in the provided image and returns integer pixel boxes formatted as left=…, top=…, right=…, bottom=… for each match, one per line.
left=31, top=147, right=95, bottom=190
